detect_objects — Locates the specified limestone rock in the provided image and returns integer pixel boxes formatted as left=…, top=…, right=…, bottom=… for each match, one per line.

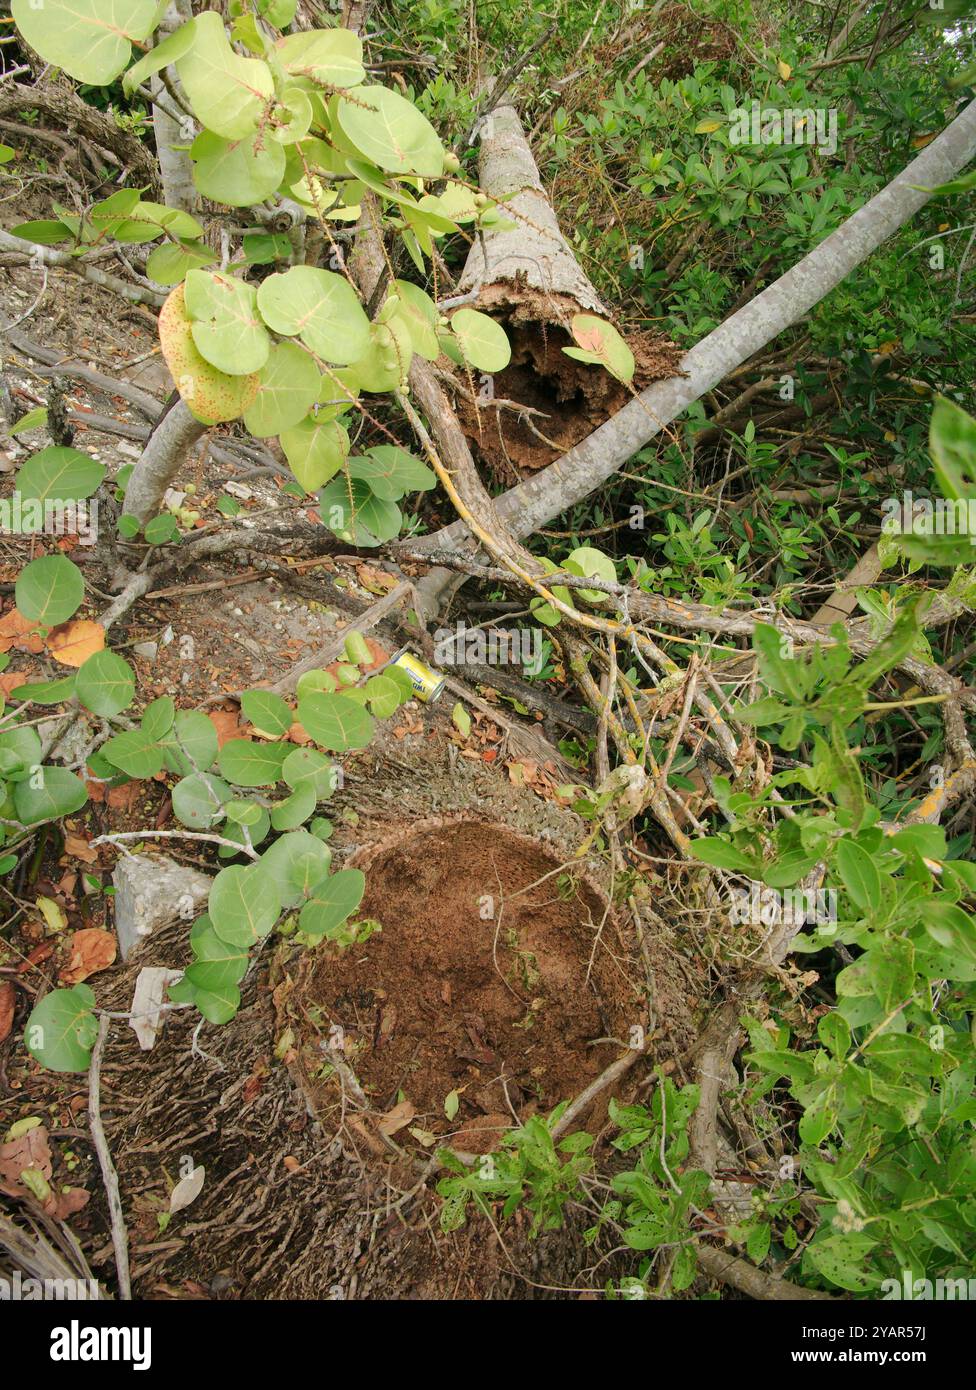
left=113, top=852, right=212, bottom=960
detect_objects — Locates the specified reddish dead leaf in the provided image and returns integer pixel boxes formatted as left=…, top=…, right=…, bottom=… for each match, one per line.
left=377, top=1099, right=415, bottom=1138
left=574, top=323, right=605, bottom=354
left=207, top=708, right=242, bottom=748
left=106, top=781, right=140, bottom=811
left=56, top=873, right=78, bottom=901
left=355, top=564, right=399, bottom=596
left=242, top=1068, right=266, bottom=1103
left=0, top=1124, right=52, bottom=1195
left=63, top=832, right=97, bottom=864
left=0, top=981, right=15, bottom=1043
left=0, top=607, right=42, bottom=654
left=59, top=928, right=117, bottom=985
left=17, top=942, right=54, bottom=973
left=482, top=748, right=498, bottom=763
left=53, top=1186, right=90, bottom=1220
left=46, top=619, right=105, bottom=668
left=0, top=671, right=28, bottom=697
left=286, top=719, right=312, bottom=746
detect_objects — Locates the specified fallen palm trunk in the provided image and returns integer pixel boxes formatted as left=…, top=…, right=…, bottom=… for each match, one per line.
left=454, top=102, right=681, bottom=478
left=414, top=95, right=976, bottom=554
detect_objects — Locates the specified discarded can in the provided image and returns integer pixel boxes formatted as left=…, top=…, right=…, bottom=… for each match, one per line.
left=391, top=651, right=445, bottom=703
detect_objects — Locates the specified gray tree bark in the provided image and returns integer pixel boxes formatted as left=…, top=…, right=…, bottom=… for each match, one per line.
left=458, top=102, right=607, bottom=319
left=122, top=400, right=205, bottom=526
left=151, top=2, right=200, bottom=215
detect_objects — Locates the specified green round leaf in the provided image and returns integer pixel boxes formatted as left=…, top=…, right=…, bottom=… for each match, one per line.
left=142, top=696, right=176, bottom=742
left=12, top=0, right=159, bottom=85
left=14, top=766, right=88, bottom=824
left=16, top=554, right=84, bottom=626
left=15, top=447, right=105, bottom=510
left=280, top=416, right=349, bottom=493
left=122, top=17, right=199, bottom=93
left=275, top=28, right=364, bottom=87
left=25, top=984, right=98, bottom=1072
left=218, top=807, right=271, bottom=857
left=319, top=475, right=401, bottom=546
left=103, top=727, right=165, bottom=779
left=176, top=10, right=273, bottom=140
left=0, top=724, right=42, bottom=776
left=172, top=970, right=241, bottom=1024
left=450, top=308, right=511, bottom=373
left=243, top=342, right=321, bottom=437
left=191, top=128, right=286, bottom=207
left=297, top=692, right=375, bottom=752
left=348, top=445, right=435, bottom=501
left=146, top=239, right=217, bottom=287
left=76, top=650, right=136, bottom=717
left=256, top=266, right=370, bottom=366
left=185, top=269, right=270, bottom=377
left=336, top=85, right=444, bottom=175
left=218, top=738, right=288, bottom=787
left=270, top=782, right=317, bottom=831
left=565, top=546, right=617, bottom=604
left=241, top=689, right=293, bottom=737
left=172, top=773, right=233, bottom=829
left=364, top=674, right=402, bottom=719
left=14, top=675, right=77, bottom=706
left=281, top=746, right=337, bottom=797
left=259, top=830, right=332, bottom=907
left=299, top=868, right=366, bottom=940
left=161, top=710, right=219, bottom=776
left=208, top=863, right=282, bottom=947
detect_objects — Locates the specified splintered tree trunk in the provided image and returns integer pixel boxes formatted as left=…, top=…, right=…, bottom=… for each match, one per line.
left=454, top=104, right=680, bottom=480
left=458, top=103, right=607, bottom=318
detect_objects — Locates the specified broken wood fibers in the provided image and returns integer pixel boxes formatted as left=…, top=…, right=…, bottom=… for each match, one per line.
left=455, top=103, right=683, bottom=481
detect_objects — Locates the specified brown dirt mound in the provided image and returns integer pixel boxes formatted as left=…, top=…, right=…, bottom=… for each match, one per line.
left=293, top=817, right=642, bottom=1150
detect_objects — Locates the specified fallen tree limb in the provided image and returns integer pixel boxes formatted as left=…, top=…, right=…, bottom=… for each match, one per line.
left=696, top=1245, right=837, bottom=1301
left=412, top=95, right=976, bottom=556
left=0, top=230, right=165, bottom=310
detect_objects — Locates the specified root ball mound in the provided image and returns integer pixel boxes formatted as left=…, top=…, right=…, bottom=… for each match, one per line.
left=291, top=817, right=641, bottom=1149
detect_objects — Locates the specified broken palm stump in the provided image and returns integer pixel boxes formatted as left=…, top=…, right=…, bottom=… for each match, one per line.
left=454, top=102, right=683, bottom=482
left=91, top=703, right=695, bottom=1299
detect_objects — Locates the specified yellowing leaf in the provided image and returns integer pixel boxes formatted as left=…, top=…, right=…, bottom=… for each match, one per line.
left=46, top=619, right=105, bottom=668
left=695, top=118, right=723, bottom=134
left=452, top=702, right=471, bottom=739
left=35, top=896, right=67, bottom=934
left=777, top=59, right=792, bottom=80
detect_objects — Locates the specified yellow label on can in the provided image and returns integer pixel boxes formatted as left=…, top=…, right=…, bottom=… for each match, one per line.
left=391, top=652, right=445, bottom=702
